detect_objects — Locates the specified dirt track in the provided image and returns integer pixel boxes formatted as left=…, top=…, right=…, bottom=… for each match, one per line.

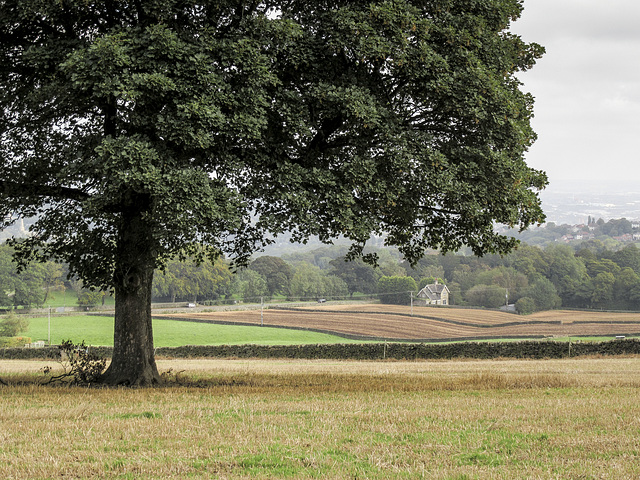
left=162, top=304, right=640, bottom=341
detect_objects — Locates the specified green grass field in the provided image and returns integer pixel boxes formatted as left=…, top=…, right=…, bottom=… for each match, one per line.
left=23, top=315, right=363, bottom=347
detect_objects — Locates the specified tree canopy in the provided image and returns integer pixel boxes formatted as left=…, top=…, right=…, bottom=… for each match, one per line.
left=378, top=275, right=417, bottom=305
left=0, top=0, right=545, bottom=385
left=248, top=256, right=293, bottom=297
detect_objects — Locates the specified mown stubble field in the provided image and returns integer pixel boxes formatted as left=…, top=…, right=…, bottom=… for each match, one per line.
left=167, top=304, right=640, bottom=340
left=1, top=356, right=640, bottom=479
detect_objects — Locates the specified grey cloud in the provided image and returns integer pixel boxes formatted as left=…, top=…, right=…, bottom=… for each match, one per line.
left=510, top=0, right=640, bottom=183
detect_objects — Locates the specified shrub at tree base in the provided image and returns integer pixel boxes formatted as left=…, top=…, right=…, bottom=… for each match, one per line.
left=42, top=340, right=107, bottom=385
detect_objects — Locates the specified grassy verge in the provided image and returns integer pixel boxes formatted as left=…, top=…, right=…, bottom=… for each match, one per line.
left=1, top=357, right=640, bottom=478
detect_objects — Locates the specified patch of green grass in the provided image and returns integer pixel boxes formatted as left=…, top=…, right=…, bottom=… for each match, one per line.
left=42, top=289, right=78, bottom=308
left=22, top=315, right=363, bottom=346
left=41, top=290, right=116, bottom=309
left=106, top=411, right=163, bottom=420
left=239, top=446, right=305, bottom=477
left=152, top=318, right=365, bottom=346
left=26, top=315, right=114, bottom=345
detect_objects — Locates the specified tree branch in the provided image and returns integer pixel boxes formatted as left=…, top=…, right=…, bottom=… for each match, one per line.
left=0, top=181, right=91, bottom=201
left=306, top=113, right=345, bottom=153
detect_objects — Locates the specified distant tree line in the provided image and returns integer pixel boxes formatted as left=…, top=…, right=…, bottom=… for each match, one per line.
left=404, top=241, right=640, bottom=313
left=4, top=230, right=640, bottom=313
left=0, top=243, right=65, bottom=308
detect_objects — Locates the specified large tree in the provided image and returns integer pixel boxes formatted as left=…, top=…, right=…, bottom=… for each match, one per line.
left=0, top=0, right=545, bottom=385
left=378, top=275, right=417, bottom=305
left=248, top=256, right=293, bottom=297
left=330, top=256, right=380, bottom=297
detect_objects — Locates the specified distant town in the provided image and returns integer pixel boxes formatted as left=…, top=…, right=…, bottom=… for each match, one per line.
left=536, top=180, right=640, bottom=225
left=7, top=181, right=640, bottom=250
left=500, top=181, right=640, bottom=248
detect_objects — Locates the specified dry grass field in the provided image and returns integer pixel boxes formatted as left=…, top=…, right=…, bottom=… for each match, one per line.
left=1, top=357, right=640, bottom=479
left=166, top=304, right=640, bottom=341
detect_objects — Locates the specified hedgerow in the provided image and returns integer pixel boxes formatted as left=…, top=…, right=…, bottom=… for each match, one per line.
left=2, top=339, right=639, bottom=361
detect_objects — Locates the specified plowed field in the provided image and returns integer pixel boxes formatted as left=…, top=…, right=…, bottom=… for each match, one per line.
left=162, top=304, right=640, bottom=341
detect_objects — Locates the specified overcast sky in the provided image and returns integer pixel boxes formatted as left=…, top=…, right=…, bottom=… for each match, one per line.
left=509, top=0, right=640, bottom=189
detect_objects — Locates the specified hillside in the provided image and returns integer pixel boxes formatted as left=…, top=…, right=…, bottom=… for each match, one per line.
left=162, top=304, right=640, bottom=341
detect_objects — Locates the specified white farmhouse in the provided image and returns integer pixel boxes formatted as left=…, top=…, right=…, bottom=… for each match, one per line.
left=416, top=281, right=450, bottom=306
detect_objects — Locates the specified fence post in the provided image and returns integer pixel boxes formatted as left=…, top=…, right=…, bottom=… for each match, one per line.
left=410, top=291, right=414, bottom=316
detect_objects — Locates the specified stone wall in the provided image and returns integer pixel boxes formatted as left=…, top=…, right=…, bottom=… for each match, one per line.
left=2, top=339, right=639, bottom=361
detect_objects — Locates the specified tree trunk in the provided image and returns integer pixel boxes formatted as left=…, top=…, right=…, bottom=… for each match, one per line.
left=101, top=269, right=160, bottom=386
left=101, top=205, right=161, bottom=386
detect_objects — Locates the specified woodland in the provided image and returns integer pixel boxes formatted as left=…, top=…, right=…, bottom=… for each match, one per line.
left=3, top=227, right=640, bottom=314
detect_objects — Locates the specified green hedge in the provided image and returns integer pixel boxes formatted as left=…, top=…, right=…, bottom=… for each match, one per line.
left=2, top=339, right=640, bottom=361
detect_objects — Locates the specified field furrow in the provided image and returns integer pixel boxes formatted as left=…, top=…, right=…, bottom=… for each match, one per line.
left=164, top=305, right=640, bottom=341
